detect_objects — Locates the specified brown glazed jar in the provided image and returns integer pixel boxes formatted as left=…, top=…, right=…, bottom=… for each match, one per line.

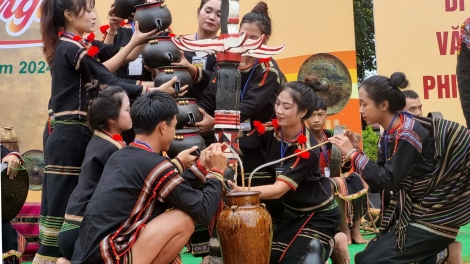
left=113, top=0, right=146, bottom=19
left=154, top=66, right=193, bottom=94
left=174, top=98, right=202, bottom=129
left=134, top=1, right=172, bottom=33
left=167, top=128, right=206, bottom=159
left=142, top=36, right=181, bottom=69
left=217, top=191, right=272, bottom=264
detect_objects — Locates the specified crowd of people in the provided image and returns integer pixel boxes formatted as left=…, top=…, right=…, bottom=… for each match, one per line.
left=2, top=0, right=470, bottom=263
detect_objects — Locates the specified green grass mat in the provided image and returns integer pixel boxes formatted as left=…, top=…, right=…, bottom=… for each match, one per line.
left=19, top=224, right=470, bottom=264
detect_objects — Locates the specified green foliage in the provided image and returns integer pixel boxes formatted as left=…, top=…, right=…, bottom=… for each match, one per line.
left=353, top=0, right=376, bottom=82
left=362, top=125, right=379, bottom=161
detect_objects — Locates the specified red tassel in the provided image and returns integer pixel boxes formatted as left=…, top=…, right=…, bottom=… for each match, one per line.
left=100, top=25, right=110, bottom=34
left=253, top=121, right=266, bottom=134
left=112, top=134, right=123, bottom=141
left=168, top=33, right=176, bottom=37
left=86, top=32, right=95, bottom=42
left=58, top=31, right=64, bottom=37
left=72, top=36, right=82, bottom=41
left=258, top=58, right=271, bottom=63
left=297, top=134, right=307, bottom=144
left=271, top=119, right=279, bottom=129
left=87, top=46, right=100, bottom=57
left=120, top=20, right=126, bottom=27
left=294, top=149, right=310, bottom=159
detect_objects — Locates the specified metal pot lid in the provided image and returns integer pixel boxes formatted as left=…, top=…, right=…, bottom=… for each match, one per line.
left=297, top=53, right=352, bottom=115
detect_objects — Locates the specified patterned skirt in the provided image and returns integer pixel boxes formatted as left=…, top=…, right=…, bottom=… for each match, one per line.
left=270, top=204, right=341, bottom=264
left=33, top=122, right=91, bottom=263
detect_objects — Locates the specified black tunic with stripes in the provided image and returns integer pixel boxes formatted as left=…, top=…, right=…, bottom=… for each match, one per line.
left=72, top=146, right=223, bottom=263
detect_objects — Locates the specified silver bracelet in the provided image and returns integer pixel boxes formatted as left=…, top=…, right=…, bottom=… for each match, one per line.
left=346, top=148, right=357, bottom=160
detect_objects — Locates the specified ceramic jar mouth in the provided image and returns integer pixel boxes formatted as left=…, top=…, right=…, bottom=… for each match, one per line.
left=175, top=98, right=197, bottom=104
left=226, top=191, right=261, bottom=197
left=158, top=66, right=189, bottom=72
left=174, top=128, right=200, bottom=135
left=145, top=36, right=173, bottom=43
left=135, top=1, right=166, bottom=10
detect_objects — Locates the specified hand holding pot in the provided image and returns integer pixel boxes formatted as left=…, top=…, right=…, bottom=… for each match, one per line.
left=129, top=21, right=160, bottom=46
left=107, top=4, right=123, bottom=33
left=176, top=146, right=198, bottom=168
left=204, top=144, right=227, bottom=173
left=171, top=50, right=198, bottom=79
left=195, top=108, right=214, bottom=133
left=154, top=76, right=188, bottom=97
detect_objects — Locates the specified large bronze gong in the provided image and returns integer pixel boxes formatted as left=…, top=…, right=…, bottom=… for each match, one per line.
left=1, top=163, right=29, bottom=221
left=22, top=150, right=45, bottom=191
left=297, top=53, right=352, bottom=115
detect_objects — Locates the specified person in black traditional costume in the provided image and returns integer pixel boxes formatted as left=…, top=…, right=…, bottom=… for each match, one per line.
left=35, top=0, right=184, bottom=262
left=330, top=72, right=468, bottom=264
left=71, top=91, right=228, bottom=264
left=197, top=1, right=285, bottom=217
left=228, top=76, right=342, bottom=263
left=55, top=83, right=131, bottom=264
left=1, top=145, right=27, bottom=264
left=457, top=16, right=470, bottom=128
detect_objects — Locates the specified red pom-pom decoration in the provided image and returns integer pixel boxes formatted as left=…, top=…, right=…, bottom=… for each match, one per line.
left=58, top=31, right=64, bottom=37
left=100, top=25, right=110, bottom=34
left=86, top=32, right=95, bottom=42
left=87, top=46, right=100, bottom=57
left=253, top=121, right=266, bottom=134
left=271, top=119, right=279, bottom=129
left=112, top=134, right=123, bottom=141
left=295, top=149, right=310, bottom=159
left=297, top=134, right=307, bottom=144
left=258, top=58, right=271, bottom=63
left=72, top=35, right=82, bottom=41
left=168, top=33, right=176, bottom=37
left=120, top=20, right=126, bottom=27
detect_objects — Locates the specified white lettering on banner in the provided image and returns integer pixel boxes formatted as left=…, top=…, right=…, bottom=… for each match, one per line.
left=0, top=0, right=43, bottom=48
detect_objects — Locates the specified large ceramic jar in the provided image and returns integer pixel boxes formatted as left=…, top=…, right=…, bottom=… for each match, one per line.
left=134, top=1, right=172, bottom=33
left=174, top=98, right=202, bottom=129
left=217, top=191, right=272, bottom=264
left=113, top=0, right=146, bottom=19
left=154, top=66, right=193, bottom=94
left=142, top=36, right=181, bottom=69
left=167, top=128, right=206, bottom=159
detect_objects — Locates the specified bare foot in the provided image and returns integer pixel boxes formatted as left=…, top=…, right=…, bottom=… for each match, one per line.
left=339, top=225, right=352, bottom=244
left=446, top=241, right=462, bottom=264
left=351, top=229, right=368, bottom=244
left=56, top=257, right=71, bottom=264
left=330, top=233, right=350, bottom=264
left=200, top=255, right=209, bottom=264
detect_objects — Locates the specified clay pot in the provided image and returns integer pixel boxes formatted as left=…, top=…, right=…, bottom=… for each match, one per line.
left=217, top=191, right=272, bottom=264
left=154, top=67, right=193, bottom=95
left=142, top=36, right=181, bottom=69
left=134, top=1, right=172, bottom=33
left=174, top=98, right=202, bottom=129
left=167, top=128, right=206, bottom=159
left=113, top=0, right=146, bottom=19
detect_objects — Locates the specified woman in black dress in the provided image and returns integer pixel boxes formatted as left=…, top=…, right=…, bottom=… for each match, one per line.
left=56, top=83, right=131, bottom=263
left=229, top=76, right=342, bottom=263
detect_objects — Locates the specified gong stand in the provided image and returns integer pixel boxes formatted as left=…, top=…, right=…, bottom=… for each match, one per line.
left=171, top=0, right=285, bottom=262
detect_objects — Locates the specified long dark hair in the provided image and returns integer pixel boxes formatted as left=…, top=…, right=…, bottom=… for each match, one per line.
left=86, top=80, right=126, bottom=131
left=40, top=0, right=94, bottom=66
left=279, top=76, right=329, bottom=120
